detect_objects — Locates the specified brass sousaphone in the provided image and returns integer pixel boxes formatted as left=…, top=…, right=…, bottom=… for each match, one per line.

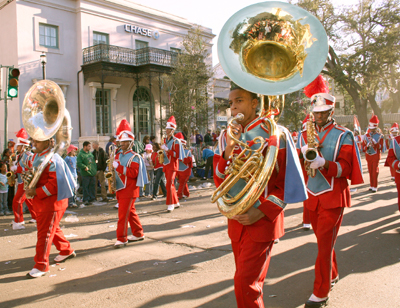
left=211, top=1, right=329, bottom=218
left=21, top=80, right=72, bottom=193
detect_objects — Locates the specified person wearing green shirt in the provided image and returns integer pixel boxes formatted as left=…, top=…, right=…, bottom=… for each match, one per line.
left=77, top=141, right=97, bottom=205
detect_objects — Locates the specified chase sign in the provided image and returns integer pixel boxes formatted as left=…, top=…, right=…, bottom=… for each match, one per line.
left=124, top=24, right=160, bottom=40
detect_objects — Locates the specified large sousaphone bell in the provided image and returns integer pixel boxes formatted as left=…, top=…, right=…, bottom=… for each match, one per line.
left=22, top=80, right=72, bottom=193
left=211, top=1, right=328, bottom=218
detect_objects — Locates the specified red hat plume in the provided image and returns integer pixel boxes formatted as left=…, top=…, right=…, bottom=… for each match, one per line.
left=15, top=128, right=28, bottom=140
left=304, top=75, right=329, bottom=98
left=116, top=119, right=131, bottom=136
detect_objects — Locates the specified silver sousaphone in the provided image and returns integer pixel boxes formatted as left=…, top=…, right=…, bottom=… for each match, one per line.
left=211, top=1, right=329, bottom=218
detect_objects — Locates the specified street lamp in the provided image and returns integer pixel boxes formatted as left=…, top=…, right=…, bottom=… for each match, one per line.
left=40, top=52, right=47, bottom=80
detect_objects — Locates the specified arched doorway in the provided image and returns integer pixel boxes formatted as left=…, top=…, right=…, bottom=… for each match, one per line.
left=133, top=87, right=152, bottom=136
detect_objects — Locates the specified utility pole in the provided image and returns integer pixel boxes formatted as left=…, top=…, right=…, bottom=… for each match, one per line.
left=0, top=66, right=10, bottom=151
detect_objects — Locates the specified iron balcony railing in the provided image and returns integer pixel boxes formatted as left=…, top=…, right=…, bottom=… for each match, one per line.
left=82, top=43, right=178, bottom=67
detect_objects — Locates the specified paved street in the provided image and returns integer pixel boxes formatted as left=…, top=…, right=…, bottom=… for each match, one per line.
left=1, top=153, right=400, bottom=308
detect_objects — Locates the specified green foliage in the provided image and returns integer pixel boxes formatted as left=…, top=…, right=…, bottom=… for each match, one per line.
left=162, top=27, right=213, bottom=134
left=279, top=91, right=308, bottom=131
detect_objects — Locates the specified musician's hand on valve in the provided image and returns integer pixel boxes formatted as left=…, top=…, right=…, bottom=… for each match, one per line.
left=26, top=188, right=36, bottom=197
left=310, top=155, right=325, bottom=169
left=161, top=145, right=168, bottom=151
left=112, top=161, right=119, bottom=169
left=10, top=165, right=17, bottom=172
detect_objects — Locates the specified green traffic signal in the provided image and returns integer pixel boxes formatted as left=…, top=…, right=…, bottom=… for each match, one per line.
left=8, top=68, right=20, bottom=98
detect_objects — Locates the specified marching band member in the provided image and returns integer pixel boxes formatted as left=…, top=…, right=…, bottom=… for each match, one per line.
left=292, top=131, right=298, bottom=143
left=362, top=115, right=384, bottom=192
left=214, top=85, right=307, bottom=308
left=161, top=116, right=185, bottom=212
left=24, top=139, right=77, bottom=278
left=299, top=76, right=363, bottom=307
left=385, top=123, right=399, bottom=181
left=113, top=120, right=148, bottom=248
left=12, top=128, right=36, bottom=230
left=175, top=132, right=193, bottom=200
left=385, top=125, right=400, bottom=211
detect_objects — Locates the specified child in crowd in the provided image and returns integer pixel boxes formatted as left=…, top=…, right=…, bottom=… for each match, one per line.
left=142, top=144, right=154, bottom=198
left=65, top=145, right=78, bottom=208
left=0, top=161, right=10, bottom=215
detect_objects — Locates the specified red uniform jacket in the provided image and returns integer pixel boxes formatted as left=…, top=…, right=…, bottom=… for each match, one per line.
left=213, top=118, right=287, bottom=243
left=115, top=150, right=140, bottom=199
left=151, top=152, right=163, bottom=170
left=385, top=135, right=400, bottom=170
left=362, top=132, right=384, bottom=155
left=163, top=136, right=182, bottom=172
left=30, top=150, right=68, bottom=212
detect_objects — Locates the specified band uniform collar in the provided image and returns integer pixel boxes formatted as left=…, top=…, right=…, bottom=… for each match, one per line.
left=315, top=120, right=335, bottom=133
left=38, top=147, right=51, bottom=157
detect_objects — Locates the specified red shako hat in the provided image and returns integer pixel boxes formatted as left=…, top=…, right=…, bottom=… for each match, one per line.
left=368, top=115, right=379, bottom=129
left=116, top=119, right=135, bottom=141
left=15, top=128, right=30, bottom=146
left=390, top=122, right=399, bottom=133
left=166, top=116, right=177, bottom=130
left=304, top=75, right=335, bottom=112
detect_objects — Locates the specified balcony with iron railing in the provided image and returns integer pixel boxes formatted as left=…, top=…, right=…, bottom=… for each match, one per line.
left=82, top=43, right=178, bottom=68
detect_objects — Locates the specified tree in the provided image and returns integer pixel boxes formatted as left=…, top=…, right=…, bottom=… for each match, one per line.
left=296, top=0, right=400, bottom=129
left=279, top=91, right=308, bottom=131
left=162, top=26, right=213, bottom=135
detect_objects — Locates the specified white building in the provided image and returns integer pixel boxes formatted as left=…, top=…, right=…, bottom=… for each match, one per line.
left=0, top=0, right=214, bottom=148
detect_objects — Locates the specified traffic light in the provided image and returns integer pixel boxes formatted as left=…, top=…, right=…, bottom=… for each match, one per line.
left=8, top=67, right=20, bottom=98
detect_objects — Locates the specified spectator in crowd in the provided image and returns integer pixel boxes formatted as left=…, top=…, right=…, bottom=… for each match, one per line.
left=2, top=148, right=14, bottom=212
left=142, top=144, right=154, bottom=198
left=212, top=131, right=217, bottom=145
left=143, top=135, right=151, bottom=145
left=65, top=145, right=78, bottom=208
left=105, top=136, right=116, bottom=156
left=8, top=140, right=15, bottom=154
left=204, top=129, right=213, bottom=146
left=77, top=141, right=97, bottom=205
left=195, top=129, right=203, bottom=148
left=92, top=141, right=108, bottom=203
left=0, top=161, right=10, bottom=215
left=150, top=136, right=156, bottom=144
left=190, top=132, right=196, bottom=146
left=201, top=146, right=214, bottom=180
left=151, top=143, right=167, bottom=200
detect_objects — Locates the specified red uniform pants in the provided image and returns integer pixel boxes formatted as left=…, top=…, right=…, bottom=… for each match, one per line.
left=13, top=183, right=35, bottom=223
left=303, top=202, right=310, bottom=224
left=366, top=153, right=380, bottom=188
left=309, top=204, right=344, bottom=298
left=176, top=170, right=191, bottom=199
left=117, top=197, right=143, bottom=242
left=34, top=209, right=74, bottom=272
left=165, top=169, right=179, bottom=206
left=231, top=228, right=274, bottom=308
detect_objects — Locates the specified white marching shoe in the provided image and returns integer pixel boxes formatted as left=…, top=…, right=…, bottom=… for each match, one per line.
left=54, top=251, right=76, bottom=263
left=302, top=223, right=312, bottom=230
left=29, top=219, right=36, bottom=223
left=26, top=268, right=49, bottom=279
left=128, top=235, right=145, bottom=242
left=167, top=204, right=175, bottom=212
left=114, top=240, right=128, bottom=248
left=12, top=221, right=25, bottom=230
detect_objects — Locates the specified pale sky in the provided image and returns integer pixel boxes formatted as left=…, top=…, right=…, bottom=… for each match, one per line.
left=131, top=0, right=360, bottom=66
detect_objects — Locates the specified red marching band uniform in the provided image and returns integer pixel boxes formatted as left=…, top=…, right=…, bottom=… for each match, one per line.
left=362, top=115, right=384, bottom=192
left=385, top=129, right=400, bottom=211
left=12, top=128, right=36, bottom=230
left=161, top=116, right=186, bottom=212
left=385, top=123, right=399, bottom=181
left=298, top=76, right=363, bottom=306
left=26, top=145, right=77, bottom=278
left=214, top=115, right=307, bottom=308
left=175, top=133, right=193, bottom=199
left=113, top=120, right=148, bottom=248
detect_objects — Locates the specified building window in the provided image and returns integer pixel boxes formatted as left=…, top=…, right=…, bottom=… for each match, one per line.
left=133, top=87, right=151, bottom=135
left=39, top=23, right=58, bottom=48
left=93, top=32, right=109, bottom=45
left=170, top=47, right=180, bottom=53
left=96, top=89, right=111, bottom=134
left=135, top=40, right=148, bottom=49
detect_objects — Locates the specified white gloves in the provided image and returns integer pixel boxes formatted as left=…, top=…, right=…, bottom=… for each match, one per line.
left=301, top=144, right=308, bottom=156
left=112, top=161, right=119, bottom=169
left=310, top=156, right=325, bottom=169
left=10, top=165, right=17, bottom=172
left=161, top=145, right=168, bottom=151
